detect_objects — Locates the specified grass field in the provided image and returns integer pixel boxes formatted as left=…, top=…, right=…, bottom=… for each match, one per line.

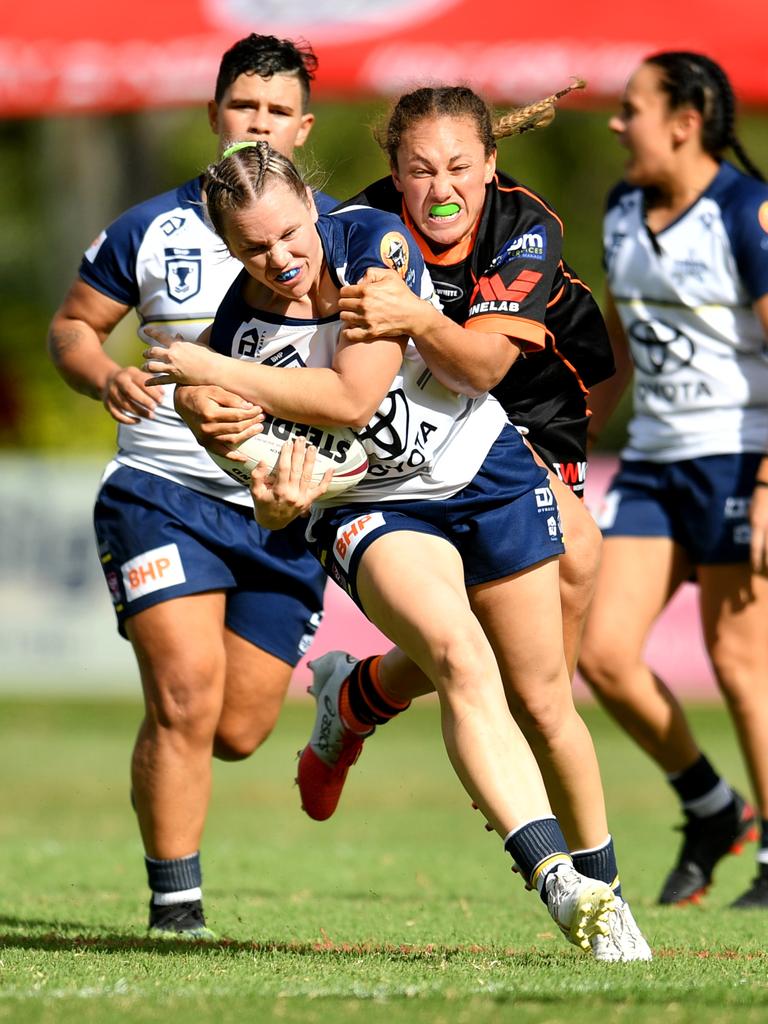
left=1, top=695, right=766, bottom=1023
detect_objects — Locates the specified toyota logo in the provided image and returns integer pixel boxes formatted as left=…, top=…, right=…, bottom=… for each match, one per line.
left=628, top=319, right=694, bottom=375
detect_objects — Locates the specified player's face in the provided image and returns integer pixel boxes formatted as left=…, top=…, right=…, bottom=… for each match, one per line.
left=221, top=182, right=322, bottom=301
left=609, top=63, right=688, bottom=187
left=209, top=72, right=315, bottom=160
left=391, top=116, right=496, bottom=248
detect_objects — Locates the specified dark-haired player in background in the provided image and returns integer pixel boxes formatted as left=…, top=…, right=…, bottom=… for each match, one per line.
left=47, top=34, right=335, bottom=938
left=580, top=51, right=768, bottom=909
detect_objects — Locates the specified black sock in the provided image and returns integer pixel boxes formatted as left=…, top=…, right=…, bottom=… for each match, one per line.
left=667, top=755, right=733, bottom=816
left=145, top=852, right=202, bottom=902
left=572, top=836, right=622, bottom=898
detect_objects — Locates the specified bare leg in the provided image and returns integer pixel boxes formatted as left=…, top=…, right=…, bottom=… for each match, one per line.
left=578, top=536, right=701, bottom=772
left=127, top=593, right=227, bottom=859
left=214, top=632, right=292, bottom=761
left=699, top=565, right=768, bottom=817
left=355, top=531, right=552, bottom=835
left=471, top=557, right=608, bottom=849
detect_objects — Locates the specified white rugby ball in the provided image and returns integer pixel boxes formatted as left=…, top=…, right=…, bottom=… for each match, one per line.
left=208, top=414, right=368, bottom=498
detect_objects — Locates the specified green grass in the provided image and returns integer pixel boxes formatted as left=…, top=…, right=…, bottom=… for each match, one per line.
left=0, top=696, right=766, bottom=1023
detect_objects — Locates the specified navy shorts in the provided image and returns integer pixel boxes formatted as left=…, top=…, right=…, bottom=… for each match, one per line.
left=596, top=453, right=763, bottom=565
left=309, top=425, right=565, bottom=610
left=93, top=466, right=325, bottom=665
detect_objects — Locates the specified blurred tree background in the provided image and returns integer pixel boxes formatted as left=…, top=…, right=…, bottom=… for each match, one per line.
left=2, top=102, right=767, bottom=455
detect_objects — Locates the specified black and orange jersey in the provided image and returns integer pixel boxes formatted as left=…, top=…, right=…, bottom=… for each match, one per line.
left=342, top=173, right=614, bottom=473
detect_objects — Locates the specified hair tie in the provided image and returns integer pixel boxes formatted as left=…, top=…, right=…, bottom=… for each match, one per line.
left=221, top=140, right=262, bottom=159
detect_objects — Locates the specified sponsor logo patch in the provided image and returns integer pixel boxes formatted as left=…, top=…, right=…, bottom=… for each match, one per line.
left=84, top=230, right=107, bottom=263
left=488, top=224, right=547, bottom=270
left=468, top=269, right=542, bottom=317
left=432, top=279, right=464, bottom=302
left=379, top=232, right=409, bottom=278
left=333, top=512, right=386, bottom=572
left=724, top=496, right=750, bottom=519
left=121, top=543, right=186, bottom=602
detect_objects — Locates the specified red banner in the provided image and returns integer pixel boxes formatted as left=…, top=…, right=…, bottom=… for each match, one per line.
left=2, top=1, right=766, bottom=116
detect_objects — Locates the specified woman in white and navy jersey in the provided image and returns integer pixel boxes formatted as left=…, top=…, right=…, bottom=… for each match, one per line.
left=144, top=141, right=650, bottom=961
left=578, top=51, right=768, bottom=909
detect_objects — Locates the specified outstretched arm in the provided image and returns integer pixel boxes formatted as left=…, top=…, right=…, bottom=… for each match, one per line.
left=143, top=327, right=406, bottom=431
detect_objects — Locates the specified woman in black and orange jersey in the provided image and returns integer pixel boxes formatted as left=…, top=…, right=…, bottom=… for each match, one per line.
left=335, top=85, right=613, bottom=681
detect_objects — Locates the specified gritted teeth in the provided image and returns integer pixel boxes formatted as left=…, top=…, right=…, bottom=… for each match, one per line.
left=276, top=267, right=300, bottom=282
left=430, top=202, right=461, bottom=217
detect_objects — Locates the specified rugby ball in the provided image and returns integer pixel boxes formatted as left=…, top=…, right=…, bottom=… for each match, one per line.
left=208, top=414, right=369, bottom=498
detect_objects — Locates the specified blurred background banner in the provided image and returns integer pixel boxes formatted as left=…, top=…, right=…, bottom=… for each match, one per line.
left=2, top=0, right=768, bottom=116
left=2, top=4, right=764, bottom=698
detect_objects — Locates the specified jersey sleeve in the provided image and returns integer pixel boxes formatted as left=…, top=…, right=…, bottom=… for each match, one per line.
left=77, top=209, right=144, bottom=308
left=343, top=211, right=431, bottom=300
left=465, top=201, right=563, bottom=351
left=724, top=188, right=768, bottom=301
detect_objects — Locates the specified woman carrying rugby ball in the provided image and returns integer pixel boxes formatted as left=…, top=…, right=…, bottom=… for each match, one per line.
left=143, top=141, right=650, bottom=961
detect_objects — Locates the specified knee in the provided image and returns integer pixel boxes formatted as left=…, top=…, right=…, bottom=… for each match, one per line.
left=577, top=630, right=626, bottom=696
left=143, top=661, right=223, bottom=743
left=432, top=628, right=497, bottom=706
left=560, top=512, right=602, bottom=596
left=709, top=640, right=758, bottom=706
left=213, top=710, right=280, bottom=762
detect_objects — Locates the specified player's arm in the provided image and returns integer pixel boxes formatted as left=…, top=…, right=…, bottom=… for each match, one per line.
left=172, top=327, right=265, bottom=452
left=584, top=290, right=634, bottom=446
left=338, top=267, right=519, bottom=397
left=144, top=327, right=406, bottom=430
left=47, top=279, right=162, bottom=424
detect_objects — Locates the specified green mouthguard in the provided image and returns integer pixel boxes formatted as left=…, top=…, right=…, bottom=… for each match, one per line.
left=430, top=202, right=460, bottom=217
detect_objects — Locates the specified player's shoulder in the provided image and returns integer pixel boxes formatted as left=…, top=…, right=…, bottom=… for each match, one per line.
left=313, top=188, right=339, bottom=214
left=336, top=176, right=401, bottom=216
left=85, top=178, right=206, bottom=263
left=491, top=171, right=562, bottom=226
left=708, top=161, right=768, bottom=217
left=319, top=204, right=418, bottom=286
left=108, top=178, right=204, bottom=236
left=604, top=179, right=639, bottom=216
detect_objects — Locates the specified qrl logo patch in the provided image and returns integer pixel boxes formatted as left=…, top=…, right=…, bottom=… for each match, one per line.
left=379, top=232, right=409, bottom=278
left=121, top=543, right=186, bottom=602
left=165, top=247, right=202, bottom=303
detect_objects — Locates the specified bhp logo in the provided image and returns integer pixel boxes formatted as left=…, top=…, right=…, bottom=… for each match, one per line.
left=121, top=543, right=186, bottom=602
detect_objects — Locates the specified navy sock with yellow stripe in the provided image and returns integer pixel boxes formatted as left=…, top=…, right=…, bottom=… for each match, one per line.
left=572, top=835, right=622, bottom=898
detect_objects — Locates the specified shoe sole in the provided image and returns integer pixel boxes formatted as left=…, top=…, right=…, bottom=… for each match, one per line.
left=568, top=883, right=616, bottom=952
left=662, top=815, right=759, bottom=907
left=147, top=927, right=217, bottom=941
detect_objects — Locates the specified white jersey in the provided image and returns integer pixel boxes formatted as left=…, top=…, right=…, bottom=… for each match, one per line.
left=604, top=161, right=768, bottom=461
left=79, top=177, right=337, bottom=507
left=209, top=206, right=507, bottom=505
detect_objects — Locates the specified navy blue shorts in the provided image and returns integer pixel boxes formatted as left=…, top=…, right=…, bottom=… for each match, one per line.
left=596, top=453, right=763, bottom=565
left=309, top=425, right=565, bottom=609
left=93, top=466, right=325, bottom=665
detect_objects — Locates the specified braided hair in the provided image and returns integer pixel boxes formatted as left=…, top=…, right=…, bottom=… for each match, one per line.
left=646, top=51, right=764, bottom=182
left=375, top=81, right=585, bottom=164
left=204, top=140, right=309, bottom=243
